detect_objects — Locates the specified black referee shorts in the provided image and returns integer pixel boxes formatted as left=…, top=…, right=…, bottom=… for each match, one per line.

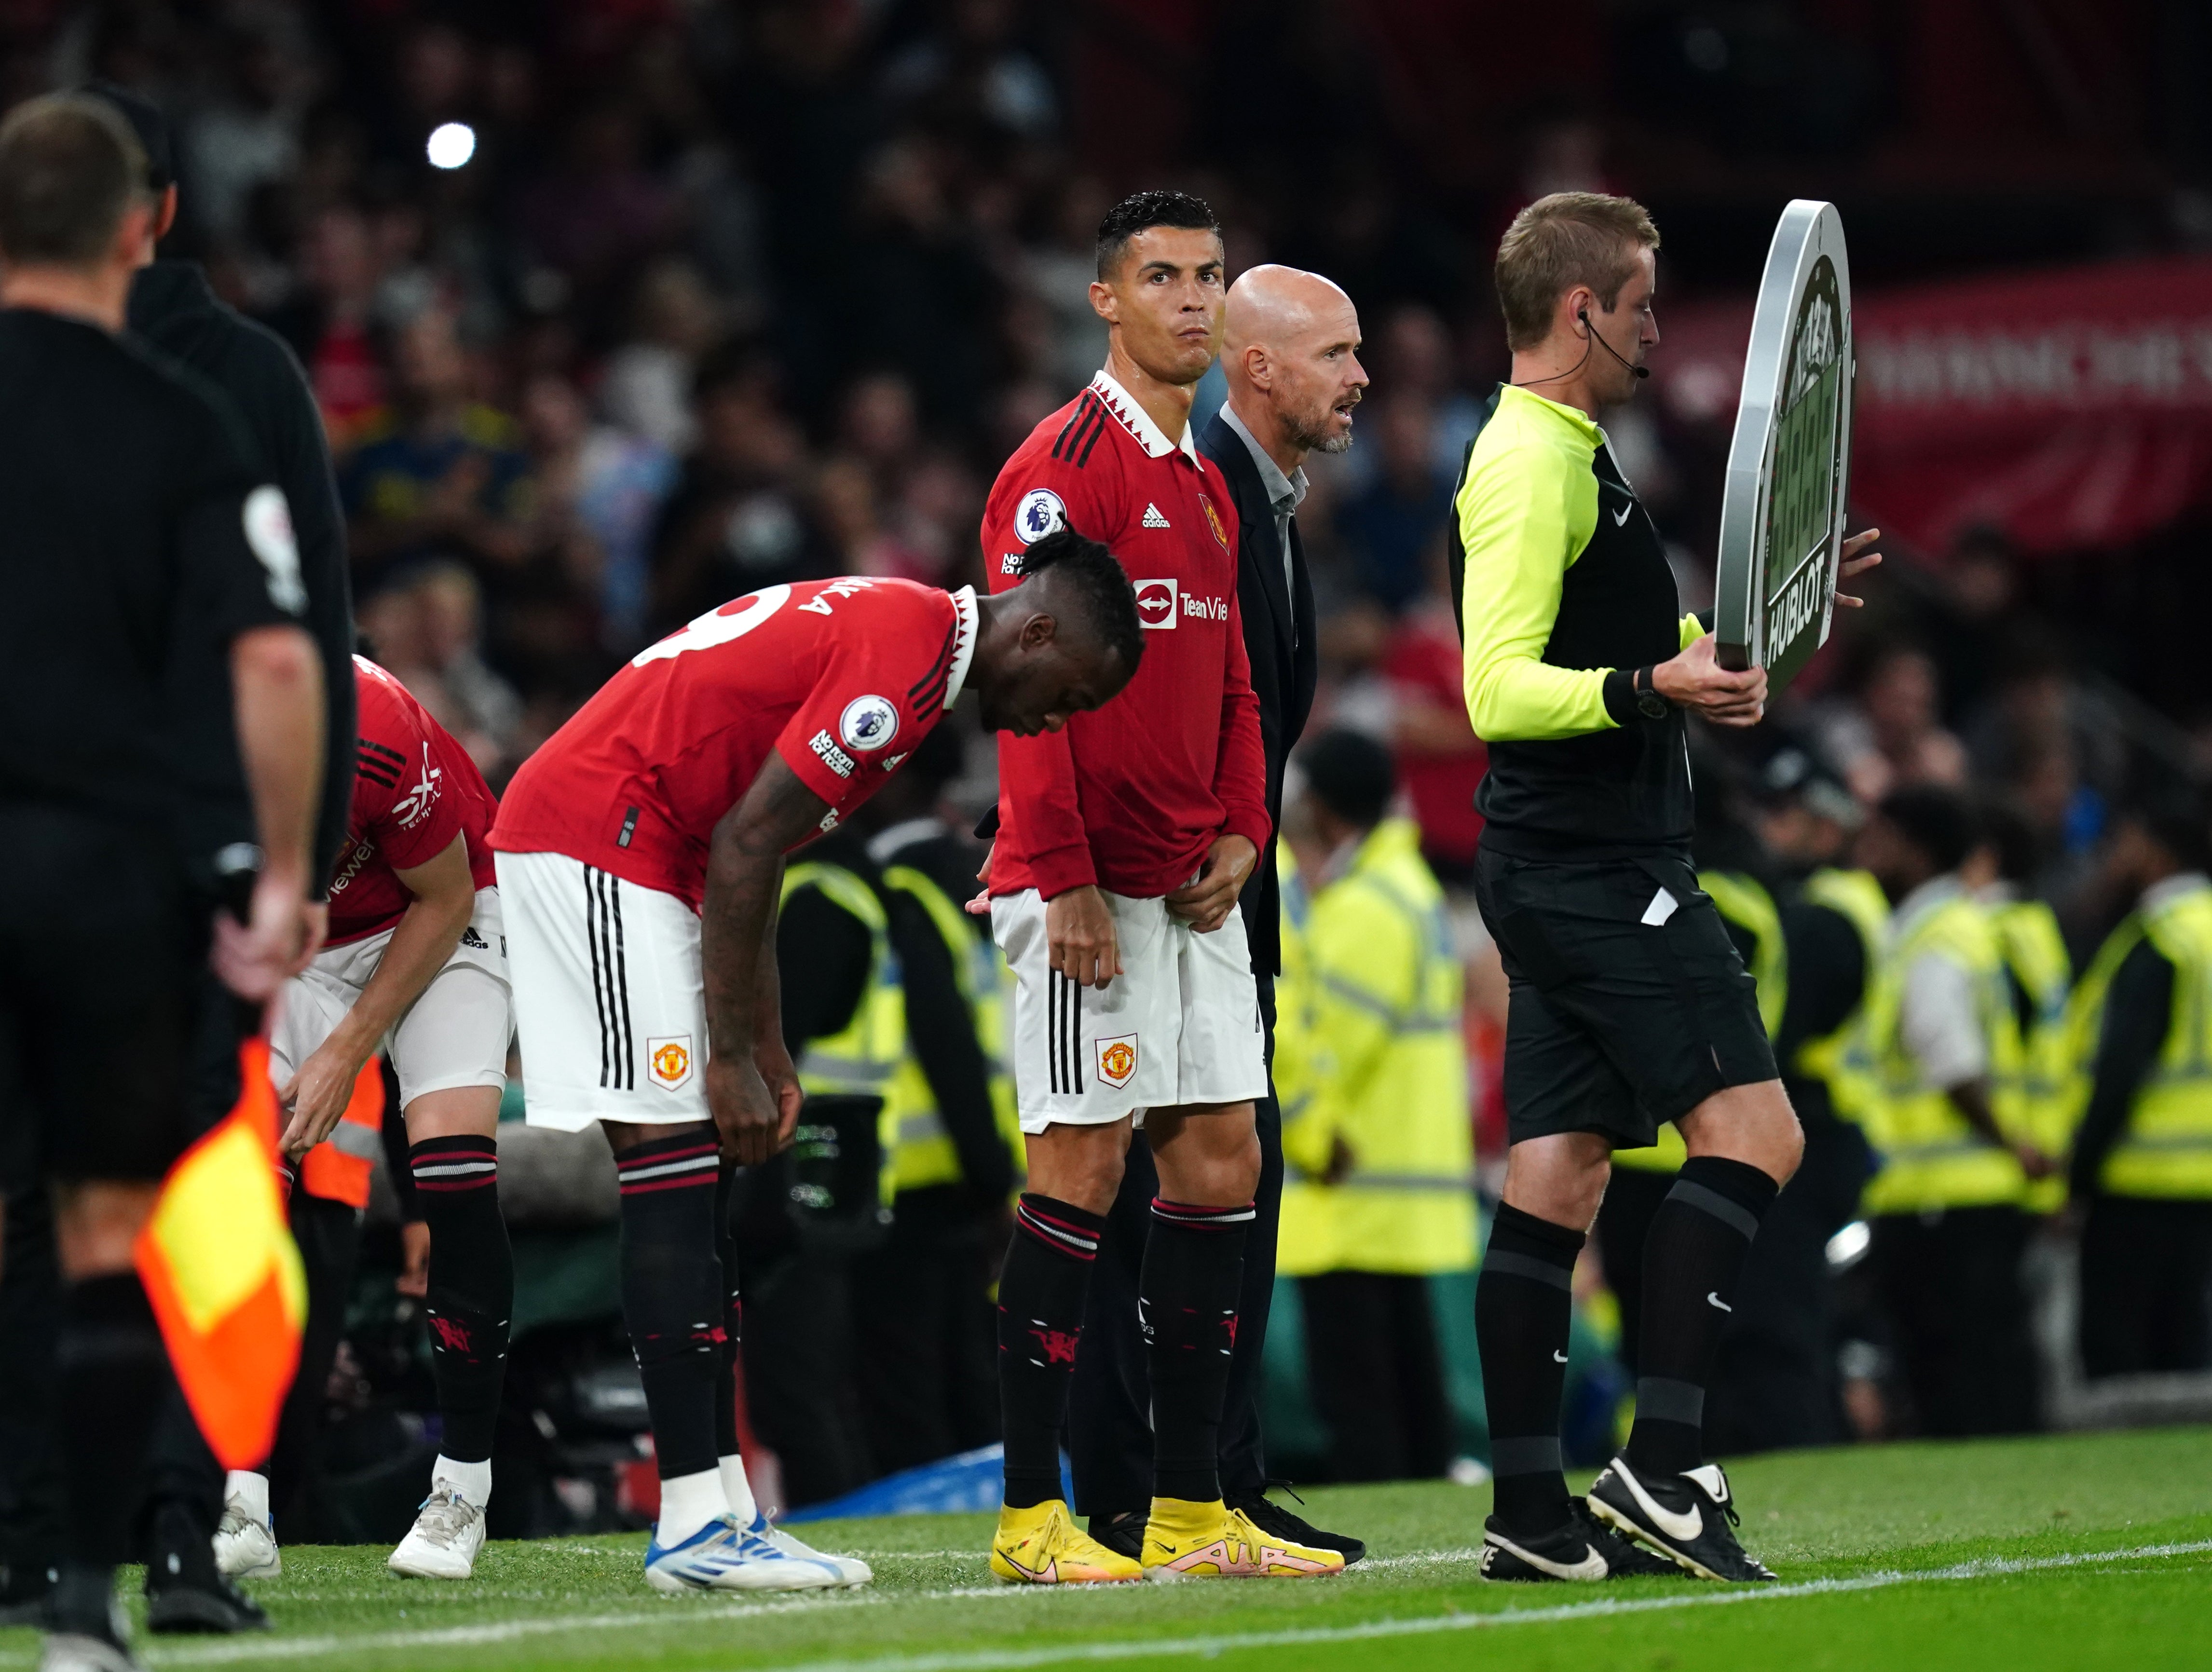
left=0, top=806, right=200, bottom=1185
left=1474, top=847, right=1776, bottom=1151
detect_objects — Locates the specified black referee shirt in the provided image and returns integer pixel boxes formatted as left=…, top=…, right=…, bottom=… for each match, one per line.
left=0, top=307, right=301, bottom=866
left=130, top=260, right=355, bottom=887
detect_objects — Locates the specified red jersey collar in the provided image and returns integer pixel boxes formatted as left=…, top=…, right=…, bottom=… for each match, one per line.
left=1089, top=370, right=1202, bottom=465
left=945, top=585, right=979, bottom=710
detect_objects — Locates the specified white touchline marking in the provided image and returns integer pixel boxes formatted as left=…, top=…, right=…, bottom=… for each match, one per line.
left=31, top=1538, right=2202, bottom=1670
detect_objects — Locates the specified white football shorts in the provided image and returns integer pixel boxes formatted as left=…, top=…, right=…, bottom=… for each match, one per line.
left=991, top=886, right=1266, bottom=1134
left=495, top=850, right=711, bottom=1130
left=271, top=886, right=513, bottom=1108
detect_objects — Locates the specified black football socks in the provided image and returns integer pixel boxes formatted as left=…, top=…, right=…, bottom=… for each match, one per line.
left=409, top=1135, right=513, bottom=1469
left=1475, top=1202, right=1585, bottom=1534
left=616, top=1131, right=726, bottom=1489
left=997, top=1194, right=1104, bottom=1509
left=54, top=1273, right=166, bottom=1635
left=1141, top=1198, right=1253, bottom=1505
left=1627, top=1155, right=1779, bottom=1478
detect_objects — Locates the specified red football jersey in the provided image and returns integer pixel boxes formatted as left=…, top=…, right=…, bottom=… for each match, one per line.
left=492, top=578, right=977, bottom=908
left=328, top=657, right=501, bottom=945
left=985, top=371, right=1269, bottom=900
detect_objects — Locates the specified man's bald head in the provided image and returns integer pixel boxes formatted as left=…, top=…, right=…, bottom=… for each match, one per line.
left=1221, top=265, right=1367, bottom=462
left=1225, top=265, right=1352, bottom=359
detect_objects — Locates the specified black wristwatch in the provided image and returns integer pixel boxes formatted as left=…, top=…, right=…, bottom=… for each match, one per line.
left=1632, top=665, right=1670, bottom=720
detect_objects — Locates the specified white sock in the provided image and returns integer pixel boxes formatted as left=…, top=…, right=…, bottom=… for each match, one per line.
left=656, top=1468, right=731, bottom=1547
left=432, top=1455, right=492, bottom=1506
left=718, top=1454, right=758, bottom=1526
left=225, top=1470, right=270, bottom=1524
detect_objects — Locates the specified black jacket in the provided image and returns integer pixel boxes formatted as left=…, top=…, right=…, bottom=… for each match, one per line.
left=128, top=260, right=356, bottom=890
left=1199, top=409, right=1318, bottom=980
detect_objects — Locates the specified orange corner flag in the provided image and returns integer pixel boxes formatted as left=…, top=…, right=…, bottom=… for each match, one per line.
left=135, top=1036, right=307, bottom=1470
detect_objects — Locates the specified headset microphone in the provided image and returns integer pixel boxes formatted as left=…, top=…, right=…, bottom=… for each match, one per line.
left=1578, top=309, right=1649, bottom=380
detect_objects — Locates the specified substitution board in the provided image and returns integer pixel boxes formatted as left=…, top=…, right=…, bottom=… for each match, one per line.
left=1713, top=200, right=1855, bottom=685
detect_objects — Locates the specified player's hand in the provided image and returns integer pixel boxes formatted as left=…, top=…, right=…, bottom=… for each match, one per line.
left=212, top=870, right=311, bottom=1001
left=753, top=1035, right=805, bottom=1150
left=396, top=1220, right=431, bottom=1298
left=277, top=1039, right=362, bottom=1158
left=1047, top=885, right=1121, bottom=990
left=1166, top=835, right=1258, bottom=933
left=707, top=1051, right=785, bottom=1165
left=1834, top=528, right=1883, bottom=610
left=1653, top=634, right=1768, bottom=728
left=298, top=899, right=330, bottom=971
left=967, top=841, right=994, bottom=916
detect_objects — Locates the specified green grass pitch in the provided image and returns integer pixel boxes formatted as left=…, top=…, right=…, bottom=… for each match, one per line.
left=4, top=1427, right=2207, bottom=1671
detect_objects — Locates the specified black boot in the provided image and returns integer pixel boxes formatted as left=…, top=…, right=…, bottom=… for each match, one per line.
left=142, top=1498, right=270, bottom=1634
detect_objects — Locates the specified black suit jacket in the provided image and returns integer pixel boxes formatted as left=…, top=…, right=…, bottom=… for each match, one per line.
left=1199, top=409, right=1318, bottom=979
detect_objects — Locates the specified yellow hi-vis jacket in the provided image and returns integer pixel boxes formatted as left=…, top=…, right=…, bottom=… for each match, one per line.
left=1986, top=892, right=2073, bottom=1212
left=2063, top=878, right=2212, bottom=1199
left=1855, top=882, right=2026, bottom=1216
left=1795, top=867, right=1890, bottom=1122
left=779, top=861, right=906, bottom=1104
left=874, top=862, right=1023, bottom=1198
left=1275, top=820, right=1476, bottom=1277
left=1611, top=869, right=1787, bottom=1175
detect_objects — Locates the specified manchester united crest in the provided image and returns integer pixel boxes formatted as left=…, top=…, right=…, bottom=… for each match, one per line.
left=1198, top=493, right=1230, bottom=552
left=647, top=1034, right=695, bottom=1092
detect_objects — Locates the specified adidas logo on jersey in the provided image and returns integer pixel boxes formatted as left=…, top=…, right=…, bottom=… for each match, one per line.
left=459, top=925, right=488, bottom=951
left=1141, top=503, right=1171, bottom=529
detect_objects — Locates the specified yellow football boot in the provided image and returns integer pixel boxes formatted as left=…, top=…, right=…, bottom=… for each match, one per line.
left=1140, top=1497, right=1345, bottom=1580
left=989, top=1499, right=1143, bottom=1585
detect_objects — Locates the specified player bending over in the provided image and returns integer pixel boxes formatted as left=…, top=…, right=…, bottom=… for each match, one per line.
left=219, top=656, right=516, bottom=1582
left=489, top=539, right=1140, bottom=1594
left=981, top=190, right=1343, bottom=1585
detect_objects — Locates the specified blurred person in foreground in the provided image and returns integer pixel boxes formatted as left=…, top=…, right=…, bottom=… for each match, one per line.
left=1452, top=190, right=1877, bottom=1585
left=1852, top=787, right=2048, bottom=1437
left=1274, top=731, right=1474, bottom=1483
left=7, top=79, right=362, bottom=1638
left=2063, top=786, right=2212, bottom=1376
left=0, top=94, right=322, bottom=1672
left=488, top=534, right=1140, bottom=1593
left=1065, top=260, right=1363, bottom=1569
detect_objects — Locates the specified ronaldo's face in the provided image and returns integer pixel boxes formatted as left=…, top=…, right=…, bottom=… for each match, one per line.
left=1093, top=227, right=1226, bottom=388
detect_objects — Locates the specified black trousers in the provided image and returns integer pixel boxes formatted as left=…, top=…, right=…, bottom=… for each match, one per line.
left=1870, top=1206, right=2038, bottom=1437
left=1067, top=975, right=1282, bottom=1514
left=2078, top=1195, right=2212, bottom=1378
left=1297, top=1272, right=1452, bottom=1482
left=849, top=1186, right=1000, bottom=1476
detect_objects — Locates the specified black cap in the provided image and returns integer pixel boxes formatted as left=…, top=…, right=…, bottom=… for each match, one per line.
left=80, top=80, right=172, bottom=191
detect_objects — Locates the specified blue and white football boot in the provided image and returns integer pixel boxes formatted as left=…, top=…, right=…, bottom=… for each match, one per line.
left=643, top=1515, right=847, bottom=1594
left=742, top=1512, right=873, bottom=1588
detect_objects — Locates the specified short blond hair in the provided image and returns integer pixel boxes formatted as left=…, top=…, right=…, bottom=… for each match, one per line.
left=0, top=93, right=147, bottom=265
left=1494, top=191, right=1660, bottom=353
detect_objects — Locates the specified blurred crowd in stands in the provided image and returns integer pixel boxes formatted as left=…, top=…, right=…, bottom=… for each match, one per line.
left=27, top=0, right=2211, bottom=1528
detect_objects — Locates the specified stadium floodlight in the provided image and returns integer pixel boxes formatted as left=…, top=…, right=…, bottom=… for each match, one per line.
left=427, top=122, right=477, bottom=171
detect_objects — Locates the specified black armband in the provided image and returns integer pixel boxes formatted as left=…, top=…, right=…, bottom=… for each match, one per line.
left=1603, top=666, right=1671, bottom=725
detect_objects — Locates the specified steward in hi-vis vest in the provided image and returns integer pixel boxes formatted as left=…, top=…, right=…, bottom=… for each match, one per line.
left=1272, top=733, right=1473, bottom=1484
left=1851, top=788, right=2045, bottom=1438
left=2061, top=791, right=2212, bottom=1379
left=849, top=730, right=1020, bottom=1476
